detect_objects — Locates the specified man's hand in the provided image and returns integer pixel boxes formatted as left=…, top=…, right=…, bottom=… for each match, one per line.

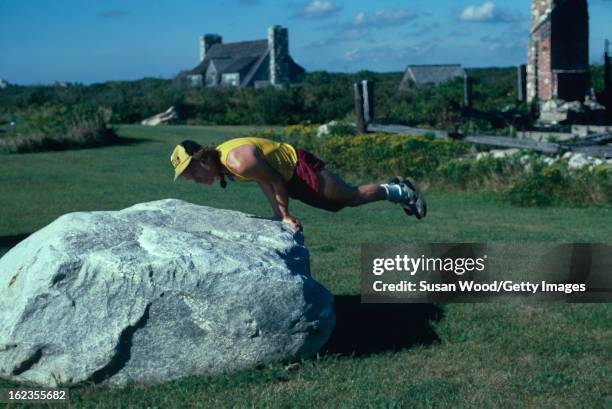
left=282, top=215, right=302, bottom=231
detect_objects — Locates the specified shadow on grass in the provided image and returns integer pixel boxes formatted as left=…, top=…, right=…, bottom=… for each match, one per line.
left=0, top=135, right=151, bottom=155
left=113, top=135, right=152, bottom=146
left=47, top=135, right=153, bottom=152
left=322, top=295, right=443, bottom=357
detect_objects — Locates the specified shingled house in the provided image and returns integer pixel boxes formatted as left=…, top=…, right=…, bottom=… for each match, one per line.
left=399, top=64, right=466, bottom=91
left=186, top=25, right=305, bottom=88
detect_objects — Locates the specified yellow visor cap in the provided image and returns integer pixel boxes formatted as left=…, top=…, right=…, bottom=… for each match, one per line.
left=170, top=144, right=193, bottom=181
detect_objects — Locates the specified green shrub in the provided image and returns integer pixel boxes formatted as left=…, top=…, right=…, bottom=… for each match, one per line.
left=0, top=104, right=118, bottom=154
left=0, top=67, right=536, bottom=130
left=504, top=159, right=611, bottom=207
left=506, top=179, right=555, bottom=206
left=326, top=121, right=355, bottom=136
left=250, top=126, right=611, bottom=207
left=273, top=131, right=470, bottom=181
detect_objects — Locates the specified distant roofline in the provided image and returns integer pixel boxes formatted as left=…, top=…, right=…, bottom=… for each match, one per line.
left=210, top=39, right=267, bottom=48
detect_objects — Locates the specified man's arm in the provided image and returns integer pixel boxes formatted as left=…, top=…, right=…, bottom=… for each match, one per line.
left=256, top=180, right=282, bottom=220
left=226, top=145, right=302, bottom=230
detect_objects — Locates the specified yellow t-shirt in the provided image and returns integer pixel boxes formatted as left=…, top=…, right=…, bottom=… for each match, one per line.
left=216, top=137, right=298, bottom=182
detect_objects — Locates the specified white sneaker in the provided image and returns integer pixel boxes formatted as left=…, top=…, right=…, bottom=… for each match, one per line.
left=389, top=176, right=427, bottom=219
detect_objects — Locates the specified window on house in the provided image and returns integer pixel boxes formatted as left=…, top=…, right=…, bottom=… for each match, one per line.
left=189, top=75, right=203, bottom=87
left=221, top=73, right=240, bottom=87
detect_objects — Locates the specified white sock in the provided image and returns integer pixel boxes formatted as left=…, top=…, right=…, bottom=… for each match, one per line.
left=381, top=183, right=403, bottom=202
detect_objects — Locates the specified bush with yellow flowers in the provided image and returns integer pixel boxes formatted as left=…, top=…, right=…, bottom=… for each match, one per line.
left=243, top=128, right=611, bottom=206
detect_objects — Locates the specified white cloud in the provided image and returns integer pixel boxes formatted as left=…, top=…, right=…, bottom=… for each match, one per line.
left=354, top=12, right=365, bottom=25
left=460, top=2, right=495, bottom=22
left=294, top=0, right=341, bottom=19
left=459, top=2, right=522, bottom=23
left=343, top=49, right=360, bottom=61
left=340, top=39, right=440, bottom=63
left=309, top=7, right=418, bottom=47
left=351, top=8, right=417, bottom=28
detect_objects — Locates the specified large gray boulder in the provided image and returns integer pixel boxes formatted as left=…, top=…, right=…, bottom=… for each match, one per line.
left=0, top=199, right=335, bottom=387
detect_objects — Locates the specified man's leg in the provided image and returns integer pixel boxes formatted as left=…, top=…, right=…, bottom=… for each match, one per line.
left=316, top=169, right=427, bottom=218
left=317, top=169, right=387, bottom=210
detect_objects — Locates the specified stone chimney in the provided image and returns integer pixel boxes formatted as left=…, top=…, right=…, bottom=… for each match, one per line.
left=268, top=25, right=290, bottom=85
left=200, top=34, right=222, bottom=62
left=530, top=0, right=553, bottom=29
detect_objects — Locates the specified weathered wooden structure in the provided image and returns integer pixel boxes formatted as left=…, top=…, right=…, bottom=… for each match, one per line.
left=356, top=81, right=612, bottom=158
left=354, top=80, right=374, bottom=134
left=517, top=64, right=527, bottom=103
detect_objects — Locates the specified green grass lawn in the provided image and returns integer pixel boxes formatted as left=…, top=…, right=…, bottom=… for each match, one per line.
left=0, top=125, right=610, bottom=408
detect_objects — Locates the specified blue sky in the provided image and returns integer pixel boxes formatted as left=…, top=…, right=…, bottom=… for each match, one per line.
left=0, top=0, right=610, bottom=84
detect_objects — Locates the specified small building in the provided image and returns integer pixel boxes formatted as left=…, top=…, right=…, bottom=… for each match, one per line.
left=399, top=64, right=466, bottom=91
left=186, top=25, right=305, bottom=88
left=526, top=0, right=589, bottom=104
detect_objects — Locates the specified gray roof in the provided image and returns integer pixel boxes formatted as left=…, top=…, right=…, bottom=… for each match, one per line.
left=189, top=40, right=268, bottom=76
left=224, top=56, right=260, bottom=75
left=209, top=57, right=258, bottom=75
left=399, top=64, right=465, bottom=90
left=208, top=59, right=232, bottom=73
left=240, top=50, right=270, bottom=86
left=208, top=40, right=268, bottom=59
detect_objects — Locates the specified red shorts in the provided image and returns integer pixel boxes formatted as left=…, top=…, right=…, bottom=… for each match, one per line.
left=286, top=148, right=344, bottom=212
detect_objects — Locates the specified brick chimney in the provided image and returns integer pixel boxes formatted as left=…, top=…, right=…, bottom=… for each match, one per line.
left=268, top=26, right=290, bottom=85
left=527, top=0, right=589, bottom=104
left=200, top=34, right=222, bottom=62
